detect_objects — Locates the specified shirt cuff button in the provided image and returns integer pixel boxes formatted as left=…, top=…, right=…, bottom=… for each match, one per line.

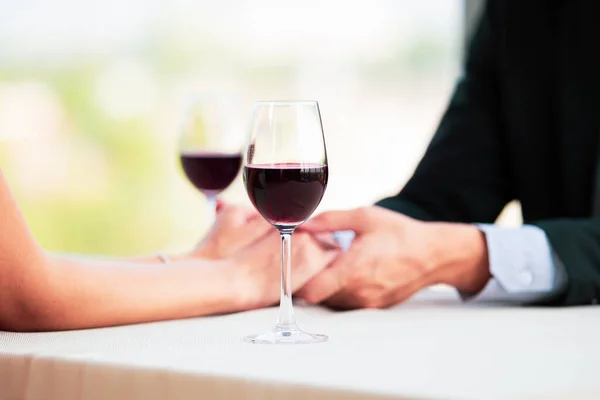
left=518, top=269, right=534, bottom=287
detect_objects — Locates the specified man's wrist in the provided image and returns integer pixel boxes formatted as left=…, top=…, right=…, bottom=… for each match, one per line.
left=428, top=223, right=491, bottom=293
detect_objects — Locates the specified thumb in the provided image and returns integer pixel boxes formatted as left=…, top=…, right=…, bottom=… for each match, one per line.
left=296, top=249, right=354, bottom=304
left=301, top=209, right=371, bottom=234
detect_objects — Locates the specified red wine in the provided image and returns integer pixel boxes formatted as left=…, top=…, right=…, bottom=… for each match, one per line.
left=244, top=163, right=328, bottom=227
left=181, top=152, right=242, bottom=195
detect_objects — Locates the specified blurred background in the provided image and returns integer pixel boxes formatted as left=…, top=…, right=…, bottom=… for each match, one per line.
left=0, top=0, right=497, bottom=256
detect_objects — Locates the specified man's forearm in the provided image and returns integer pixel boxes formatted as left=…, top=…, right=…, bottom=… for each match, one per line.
left=2, top=255, right=241, bottom=332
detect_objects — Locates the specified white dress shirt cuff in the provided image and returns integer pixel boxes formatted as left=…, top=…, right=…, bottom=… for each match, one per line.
left=464, top=224, right=567, bottom=304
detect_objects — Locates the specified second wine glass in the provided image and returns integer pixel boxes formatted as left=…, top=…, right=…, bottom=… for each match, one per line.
left=243, top=100, right=329, bottom=344
left=179, top=95, right=243, bottom=218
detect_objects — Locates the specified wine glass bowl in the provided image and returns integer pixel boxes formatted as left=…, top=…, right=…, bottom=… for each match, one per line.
left=178, top=95, right=243, bottom=216
left=244, top=163, right=328, bottom=230
left=243, top=100, right=329, bottom=344
left=180, top=153, right=242, bottom=199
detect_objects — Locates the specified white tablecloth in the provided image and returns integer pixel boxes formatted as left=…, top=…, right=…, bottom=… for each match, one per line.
left=1, top=290, right=599, bottom=400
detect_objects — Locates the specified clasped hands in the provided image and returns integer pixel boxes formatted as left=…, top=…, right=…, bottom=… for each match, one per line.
left=190, top=202, right=491, bottom=311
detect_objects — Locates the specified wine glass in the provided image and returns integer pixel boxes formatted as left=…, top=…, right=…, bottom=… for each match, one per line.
left=179, top=95, right=243, bottom=218
left=243, top=101, right=329, bottom=344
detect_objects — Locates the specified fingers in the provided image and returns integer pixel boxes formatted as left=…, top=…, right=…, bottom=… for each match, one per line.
left=238, top=229, right=281, bottom=274
left=212, top=203, right=273, bottom=252
left=301, top=208, right=372, bottom=234
left=234, top=230, right=284, bottom=308
left=295, top=250, right=354, bottom=304
left=321, top=268, right=429, bottom=310
left=312, top=233, right=342, bottom=250
left=246, top=219, right=276, bottom=246
left=283, top=232, right=339, bottom=291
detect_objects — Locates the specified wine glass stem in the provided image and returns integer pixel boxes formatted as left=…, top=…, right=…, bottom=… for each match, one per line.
left=277, top=230, right=296, bottom=328
left=206, top=195, right=217, bottom=221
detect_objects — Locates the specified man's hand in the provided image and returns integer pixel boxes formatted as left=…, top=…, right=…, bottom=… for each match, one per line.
left=297, top=206, right=491, bottom=309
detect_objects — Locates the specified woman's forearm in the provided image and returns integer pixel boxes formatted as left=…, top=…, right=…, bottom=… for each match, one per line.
left=4, top=255, right=243, bottom=332
left=54, top=253, right=184, bottom=264
left=0, top=168, right=254, bottom=332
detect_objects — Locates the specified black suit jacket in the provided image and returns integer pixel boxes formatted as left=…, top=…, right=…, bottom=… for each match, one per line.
left=377, top=0, right=600, bottom=306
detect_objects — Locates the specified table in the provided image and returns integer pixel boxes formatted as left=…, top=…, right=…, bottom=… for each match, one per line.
left=1, top=290, right=599, bottom=400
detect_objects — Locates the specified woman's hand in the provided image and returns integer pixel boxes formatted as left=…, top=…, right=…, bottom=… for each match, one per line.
left=193, top=202, right=341, bottom=311
left=188, top=201, right=272, bottom=260
left=227, top=229, right=341, bottom=311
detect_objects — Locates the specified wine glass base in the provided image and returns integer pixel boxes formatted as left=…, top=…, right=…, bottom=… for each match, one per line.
left=244, top=324, right=328, bottom=344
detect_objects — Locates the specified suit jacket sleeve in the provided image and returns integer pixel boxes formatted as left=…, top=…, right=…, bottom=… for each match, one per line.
left=530, top=219, right=600, bottom=305
left=377, top=3, right=514, bottom=223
